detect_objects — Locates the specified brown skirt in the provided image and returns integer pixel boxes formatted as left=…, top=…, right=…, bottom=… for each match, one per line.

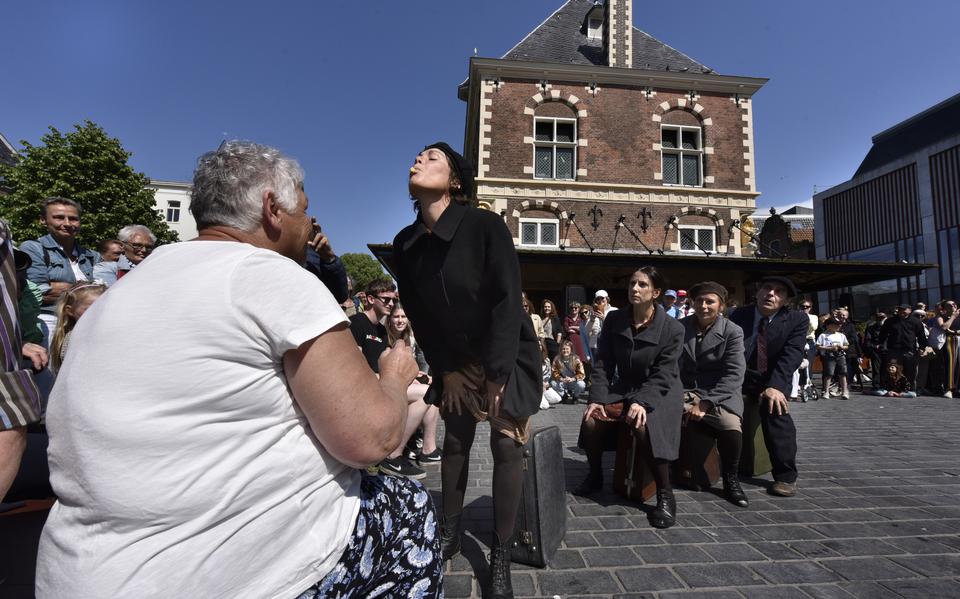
left=442, top=364, right=531, bottom=444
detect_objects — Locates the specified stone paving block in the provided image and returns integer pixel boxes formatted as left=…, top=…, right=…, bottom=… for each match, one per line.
left=833, top=581, right=903, bottom=598
left=673, top=563, right=766, bottom=588
left=566, top=516, right=601, bottom=531
left=798, top=584, right=857, bottom=598
left=598, top=515, right=636, bottom=530
left=596, top=530, right=664, bottom=547
left=930, top=534, right=960, bottom=551
left=820, top=556, right=921, bottom=581
left=749, top=541, right=804, bottom=560
left=442, top=574, right=474, bottom=597
left=655, top=528, right=717, bottom=544
left=658, top=591, right=742, bottom=599
left=507, top=572, right=535, bottom=597
left=538, top=570, right=622, bottom=596
left=882, top=535, right=956, bottom=554
left=562, top=531, right=600, bottom=548
left=705, top=526, right=764, bottom=542
left=633, top=543, right=713, bottom=565
left=783, top=541, right=841, bottom=559
left=758, top=510, right=834, bottom=525
left=699, top=542, right=767, bottom=562
left=890, top=553, right=960, bottom=577
left=750, top=560, right=842, bottom=584
left=877, top=577, right=960, bottom=598
left=614, top=566, right=686, bottom=592
left=817, top=538, right=902, bottom=557
left=739, top=585, right=812, bottom=598
left=570, top=503, right=634, bottom=517
left=547, top=548, right=588, bottom=569
left=582, top=546, right=643, bottom=568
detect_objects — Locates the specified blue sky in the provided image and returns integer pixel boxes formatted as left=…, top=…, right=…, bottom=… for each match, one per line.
left=4, top=0, right=959, bottom=254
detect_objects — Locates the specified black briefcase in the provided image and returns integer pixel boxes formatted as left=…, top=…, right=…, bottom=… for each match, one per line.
left=510, top=426, right=566, bottom=568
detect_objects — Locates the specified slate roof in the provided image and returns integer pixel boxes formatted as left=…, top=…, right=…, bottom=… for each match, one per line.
left=502, top=0, right=711, bottom=73
left=854, top=90, right=960, bottom=177
left=0, top=133, right=16, bottom=166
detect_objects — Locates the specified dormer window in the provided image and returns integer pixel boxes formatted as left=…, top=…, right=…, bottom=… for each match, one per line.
left=587, top=18, right=602, bottom=40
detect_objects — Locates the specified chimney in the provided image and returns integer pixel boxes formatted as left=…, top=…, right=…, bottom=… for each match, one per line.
left=604, top=0, right=633, bottom=68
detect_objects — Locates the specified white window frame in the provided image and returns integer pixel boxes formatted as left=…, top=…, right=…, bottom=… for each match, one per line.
left=587, top=17, right=603, bottom=40
left=660, top=124, right=703, bottom=187
left=677, top=224, right=716, bottom=253
left=519, top=217, right=561, bottom=248
left=533, top=117, right=577, bottom=181
left=166, top=200, right=181, bottom=223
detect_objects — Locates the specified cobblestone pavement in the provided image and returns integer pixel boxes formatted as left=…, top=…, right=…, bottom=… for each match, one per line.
left=432, top=393, right=960, bottom=598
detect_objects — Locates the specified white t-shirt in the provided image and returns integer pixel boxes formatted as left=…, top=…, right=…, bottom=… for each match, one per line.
left=37, top=242, right=357, bottom=599
left=816, top=331, right=848, bottom=353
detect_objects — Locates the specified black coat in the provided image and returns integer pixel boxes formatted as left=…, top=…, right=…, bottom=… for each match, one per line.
left=393, top=203, right=541, bottom=419
left=590, top=305, right=684, bottom=460
left=679, top=314, right=746, bottom=417
left=730, top=306, right=808, bottom=397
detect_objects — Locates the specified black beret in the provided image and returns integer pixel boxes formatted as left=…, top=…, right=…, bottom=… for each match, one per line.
left=423, top=142, right=475, bottom=200
left=758, top=275, right=798, bottom=298
left=688, top=281, right=728, bottom=304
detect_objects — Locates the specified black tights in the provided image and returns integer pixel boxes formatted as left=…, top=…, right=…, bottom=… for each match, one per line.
left=687, top=420, right=743, bottom=476
left=580, top=418, right=672, bottom=491
left=441, top=410, right=524, bottom=542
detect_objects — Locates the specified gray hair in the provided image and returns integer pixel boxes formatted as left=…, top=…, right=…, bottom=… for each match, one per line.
left=117, top=224, right=156, bottom=244
left=190, top=140, right=304, bottom=232
left=41, top=196, right=82, bottom=218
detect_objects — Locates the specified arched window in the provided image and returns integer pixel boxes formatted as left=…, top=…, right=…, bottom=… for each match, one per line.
left=660, top=109, right=703, bottom=187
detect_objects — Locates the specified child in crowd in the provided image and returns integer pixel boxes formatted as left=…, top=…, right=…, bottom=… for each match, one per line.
left=50, top=282, right=107, bottom=372
left=870, top=360, right=917, bottom=398
left=540, top=340, right=563, bottom=410
left=816, top=318, right=850, bottom=399
left=551, top=340, right=586, bottom=403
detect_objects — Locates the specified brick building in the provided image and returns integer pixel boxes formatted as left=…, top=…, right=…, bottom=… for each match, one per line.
left=813, top=91, right=960, bottom=316
left=372, top=0, right=925, bottom=305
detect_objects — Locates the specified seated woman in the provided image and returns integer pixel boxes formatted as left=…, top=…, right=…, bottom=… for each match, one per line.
left=550, top=340, right=586, bottom=402
left=869, top=359, right=917, bottom=398
left=539, top=340, right=563, bottom=410
left=574, top=266, right=684, bottom=529
left=678, top=282, right=748, bottom=508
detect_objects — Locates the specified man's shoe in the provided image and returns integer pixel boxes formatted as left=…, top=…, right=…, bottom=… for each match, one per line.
left=378, top=456, right=426, bottom=480
left=418, top=448, right=442, bottom=464
left=722, top=474, right=749, bottom=508
left=489, top=533, right=514, bottom=599
left=841, top=391, right=850, bottom=400
left=649, top=488, right=677, bottom=529
left=440, top=512, right=462, bottom=561
left=769, top=481, right=797, bottom=497
left=945, top=391, right=954, bottom=399
left=573, top=472, right=602, bottom=497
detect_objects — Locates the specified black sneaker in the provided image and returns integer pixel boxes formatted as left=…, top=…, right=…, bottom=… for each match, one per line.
left=379, top=456, right=426, bottom=480
left=418, top=448, right=442, bottom=463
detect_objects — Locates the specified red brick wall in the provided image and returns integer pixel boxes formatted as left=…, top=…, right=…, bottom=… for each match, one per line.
left=486, top=80, right=751, bottom=191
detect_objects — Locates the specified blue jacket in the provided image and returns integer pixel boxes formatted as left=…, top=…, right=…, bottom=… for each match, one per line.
left=19, top=234, right=100, bottom=310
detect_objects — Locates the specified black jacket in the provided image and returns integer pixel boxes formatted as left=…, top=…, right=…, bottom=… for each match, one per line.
left=393, top=203, right=541, bottom=419
left=590, top=305, right=684, bottom=460
left=879, top=315, right=927, bottom=352
left=730, top=306, right=808, bottom=397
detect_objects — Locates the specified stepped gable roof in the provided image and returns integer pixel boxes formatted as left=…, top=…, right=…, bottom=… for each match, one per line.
left=502, top=0, right=710, bottom=73
left=855, top=91, right=960, bottom=178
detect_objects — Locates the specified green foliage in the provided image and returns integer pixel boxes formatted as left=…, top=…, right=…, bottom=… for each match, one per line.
left=340, top=252, right=388, bottom=292
left=0, top=120, right=178, bottom=246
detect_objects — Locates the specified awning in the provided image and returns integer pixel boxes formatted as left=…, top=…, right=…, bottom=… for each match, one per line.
left=368, top=244, right=933, bottom=295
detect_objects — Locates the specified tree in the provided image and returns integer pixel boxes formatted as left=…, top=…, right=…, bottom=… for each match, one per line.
left=340, top=252, right=389, bottom=291
left=0, top=120, right=178, bottom=246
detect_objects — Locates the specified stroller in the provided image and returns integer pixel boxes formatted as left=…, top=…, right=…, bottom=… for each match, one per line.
left=799, top=340, right=820, bottom=402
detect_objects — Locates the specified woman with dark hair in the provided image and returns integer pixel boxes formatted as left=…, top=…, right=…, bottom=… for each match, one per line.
left=678, top=282, right=748, bottom=507
left=393, top=142, right=540, bottom=599
left=541, top=299, right=562, bottom=359
left=574, top=266, right=684, bottom=529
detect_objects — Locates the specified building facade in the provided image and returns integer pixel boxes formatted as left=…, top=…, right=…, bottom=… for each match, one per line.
left=456, top=0, right=767, bottom=304
left=813, top=92, right=960, bottom=316
left=149, top=180, right=196, bottom=241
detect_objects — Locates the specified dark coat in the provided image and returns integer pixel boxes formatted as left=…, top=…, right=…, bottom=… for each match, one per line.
left=730, top=306, right=808, bottom=397
left=393, top=203, right=541, bottom=419
left=590, top=304, right=684, bottom=460
left=678, top=314, right=746, bottom=417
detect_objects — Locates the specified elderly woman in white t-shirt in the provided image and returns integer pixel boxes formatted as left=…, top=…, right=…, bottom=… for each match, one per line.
left=36, top=141, right=442, bottom=598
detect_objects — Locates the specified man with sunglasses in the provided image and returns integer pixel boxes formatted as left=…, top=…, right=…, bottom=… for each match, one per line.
left=93, top=225, right=156, bottom=286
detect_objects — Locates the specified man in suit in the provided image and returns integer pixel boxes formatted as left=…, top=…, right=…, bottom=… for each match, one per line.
left=730, top=276, right=808, bottom=497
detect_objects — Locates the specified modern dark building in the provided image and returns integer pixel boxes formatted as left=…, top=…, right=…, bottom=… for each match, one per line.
left=813, top=91, right=960, bottom=316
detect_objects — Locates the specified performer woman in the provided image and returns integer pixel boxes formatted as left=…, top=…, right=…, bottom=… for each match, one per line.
left=393, top=142, right=540, bottom=599
left=574, top=266, right=684, bottom=528
left=678, top=282, right=748, bottom=507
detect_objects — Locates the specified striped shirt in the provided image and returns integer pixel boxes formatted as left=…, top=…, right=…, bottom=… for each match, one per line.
left=0, top=219, right=41, bottom=430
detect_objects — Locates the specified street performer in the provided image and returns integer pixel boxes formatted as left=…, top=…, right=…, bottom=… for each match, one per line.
left=729, top=276, right=807, bottom=497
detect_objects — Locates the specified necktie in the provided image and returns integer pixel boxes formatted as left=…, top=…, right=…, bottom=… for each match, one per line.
left=757, top=317, right=768, bottom=372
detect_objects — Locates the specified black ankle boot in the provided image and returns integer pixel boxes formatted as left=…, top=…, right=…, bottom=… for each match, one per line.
left=573, top=470, right=602, bottom=497
left=649, top=488, right=677, bottom=529
left=723, top=473, right=749, bottom=508
left=489, top=533, right=514, bottom=599
left=441, top=513, right=462, bottom=561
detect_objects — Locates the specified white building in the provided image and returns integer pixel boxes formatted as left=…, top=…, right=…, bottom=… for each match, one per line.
left=149, top=180, right=196, bottom=241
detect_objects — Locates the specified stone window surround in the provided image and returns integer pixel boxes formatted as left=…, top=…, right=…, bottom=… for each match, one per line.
left=652, top=99, right=715, bottom=186
left=523, top=89, right=589, bottom=179
left=660, top=124, right=704, bottom=188
left=519, top=216, right=561, bottom=248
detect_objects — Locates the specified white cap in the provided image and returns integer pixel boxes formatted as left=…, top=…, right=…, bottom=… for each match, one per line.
left=594, top=289, right=609, bottom=299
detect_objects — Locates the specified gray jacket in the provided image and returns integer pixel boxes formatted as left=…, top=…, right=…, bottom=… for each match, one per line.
left=679, top=314, right=746, bottom=417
